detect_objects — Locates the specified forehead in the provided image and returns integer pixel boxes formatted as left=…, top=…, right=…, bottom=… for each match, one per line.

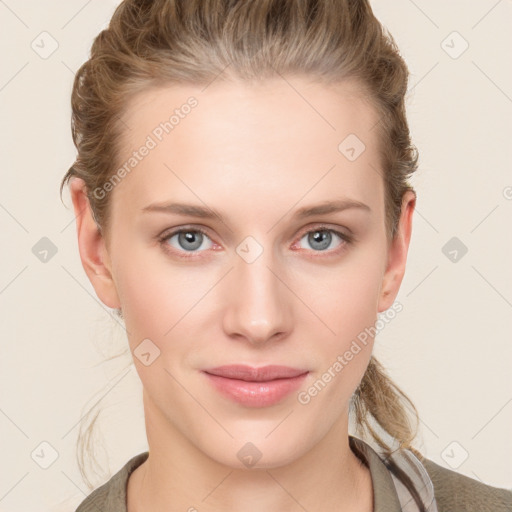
left=112, top=77, right=384, bottom=222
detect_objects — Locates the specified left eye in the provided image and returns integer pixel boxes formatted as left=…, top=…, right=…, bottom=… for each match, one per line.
left=296, top=228, right=348, bottom=252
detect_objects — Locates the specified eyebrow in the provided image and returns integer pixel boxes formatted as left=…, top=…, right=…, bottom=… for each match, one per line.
left=141, top=198, right=371, bottom=222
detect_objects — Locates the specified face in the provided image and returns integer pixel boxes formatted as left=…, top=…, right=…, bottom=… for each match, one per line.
left=71, top=76, right=415, bottom=469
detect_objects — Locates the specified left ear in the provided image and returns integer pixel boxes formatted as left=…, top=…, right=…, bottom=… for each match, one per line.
left=377, top=190, right=416, bottom=313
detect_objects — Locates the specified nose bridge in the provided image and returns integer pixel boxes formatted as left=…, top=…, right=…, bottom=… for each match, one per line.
left=222, top=239, right=291, bottom=343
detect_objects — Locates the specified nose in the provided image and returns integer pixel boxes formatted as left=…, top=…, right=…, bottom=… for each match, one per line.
left=222, top=247, right=293, bottom=346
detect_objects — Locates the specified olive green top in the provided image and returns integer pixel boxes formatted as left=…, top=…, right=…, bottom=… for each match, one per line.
left=75, top=436, right=512, bottom=511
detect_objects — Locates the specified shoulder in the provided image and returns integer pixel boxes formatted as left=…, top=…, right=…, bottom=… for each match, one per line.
left=421, top=458, right=512, bottom=512
left=75, top=452, right=149, bottom=512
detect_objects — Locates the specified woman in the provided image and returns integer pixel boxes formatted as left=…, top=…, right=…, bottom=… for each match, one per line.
left=60, top=0, right=512, bottom=510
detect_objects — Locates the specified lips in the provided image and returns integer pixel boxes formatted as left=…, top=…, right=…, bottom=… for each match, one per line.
left=202, top=364, right=309, bottom=407
left=203, top=364, right=309, bottom=381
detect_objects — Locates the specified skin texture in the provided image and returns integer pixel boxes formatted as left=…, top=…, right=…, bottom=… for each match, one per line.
left=70, top=76, right=415, bottom=512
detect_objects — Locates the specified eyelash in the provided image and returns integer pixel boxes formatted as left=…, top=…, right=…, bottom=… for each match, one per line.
left=157, top=225, right=354, bottom=260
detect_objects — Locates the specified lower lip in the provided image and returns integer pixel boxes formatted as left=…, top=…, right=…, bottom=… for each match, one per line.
left=203, top=372, right=308, bottom=407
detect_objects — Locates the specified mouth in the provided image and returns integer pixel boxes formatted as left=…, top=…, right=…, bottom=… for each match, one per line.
left=202, top=364, right=309, bottom=407
left=203, top=364, right=309, bottom=381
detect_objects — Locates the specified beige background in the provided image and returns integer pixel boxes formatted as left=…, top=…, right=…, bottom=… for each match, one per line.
left=1, top=0, right=511, bottom=510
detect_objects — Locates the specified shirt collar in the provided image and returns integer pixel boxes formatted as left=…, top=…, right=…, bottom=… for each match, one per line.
left=98, top=437, right=428, bottom=512
left=349, top=435, right=403, bottom=511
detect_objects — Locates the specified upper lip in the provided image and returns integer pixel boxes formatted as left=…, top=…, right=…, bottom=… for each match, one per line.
left=203, top=365, right=309, bottom=382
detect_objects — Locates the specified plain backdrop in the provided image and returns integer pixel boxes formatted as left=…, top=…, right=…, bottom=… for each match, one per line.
left=0, top=1, right=511, bottom=510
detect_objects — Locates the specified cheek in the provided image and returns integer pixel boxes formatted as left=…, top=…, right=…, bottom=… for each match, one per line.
left=116, top=269, right=172, bottom=342
left=301, top=244, right=386, bottom=393
left=112, top=251, right=200, bottom=404
left=331, top=268, right=383, bottom=341
left=112, top=240, right=207, bottom=341
left=305, top=247, right=386, bottom=343
left=301, top=269, right=382, bottom=411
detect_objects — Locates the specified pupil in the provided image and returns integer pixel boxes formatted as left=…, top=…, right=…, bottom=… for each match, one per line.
left=310, top=230, right=330, bottom=250
left=180, top=231, right=202, bottom=250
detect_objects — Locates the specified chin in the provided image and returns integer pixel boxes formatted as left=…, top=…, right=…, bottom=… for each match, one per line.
left=198, top=431, right=310, bottom=471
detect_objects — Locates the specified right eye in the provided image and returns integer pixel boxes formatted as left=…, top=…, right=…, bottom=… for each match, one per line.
left=158, top=227, right=216, bottom=258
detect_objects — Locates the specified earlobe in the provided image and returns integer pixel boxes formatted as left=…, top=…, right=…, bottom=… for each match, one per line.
left=69, top=178, right=121, bottom=309
left=377, top=191, right=416, bottom=313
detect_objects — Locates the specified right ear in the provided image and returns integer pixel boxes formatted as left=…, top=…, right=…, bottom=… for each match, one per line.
left=69, top=177, right=121, bottom=309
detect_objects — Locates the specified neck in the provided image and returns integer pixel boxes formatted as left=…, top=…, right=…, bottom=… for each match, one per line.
left=128, top=394, right=373, bottom=512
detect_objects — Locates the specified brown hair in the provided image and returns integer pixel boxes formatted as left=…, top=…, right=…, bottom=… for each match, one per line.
left=60, top=0, right=424, bottom=506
